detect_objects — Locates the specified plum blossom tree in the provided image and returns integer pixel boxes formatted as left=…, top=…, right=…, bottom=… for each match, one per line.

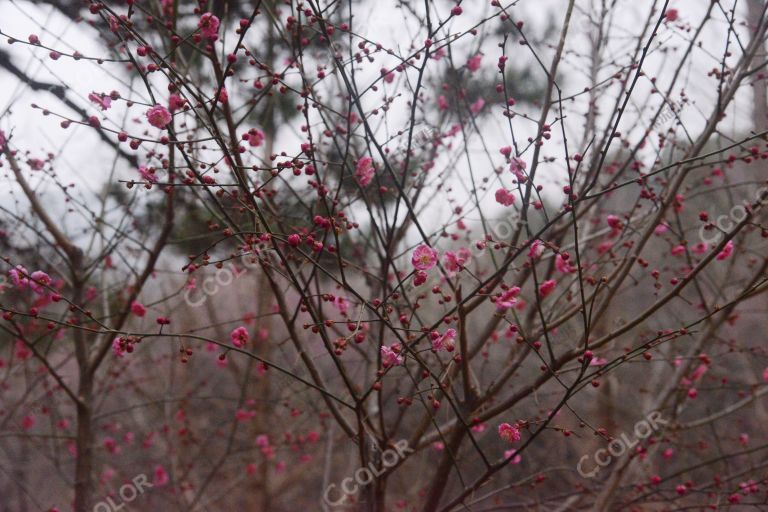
left=1, top=0, right=768, bottom=511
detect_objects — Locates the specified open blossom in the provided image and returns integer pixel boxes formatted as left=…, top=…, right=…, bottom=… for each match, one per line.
left=716, top=239, right=734, bottom=260
left=539, top=279, right=557, bottom=297
left=432, top=328, right=457, bottom=352
left=198, top=13, right=220, bottom=39
left=355, top=156, right=375, bottom=186
left=498, top=422, right=521, bottom=443
left=380, top=345, right=403, bottom=368
left=138, top=166, right=158, bottom=184
left=444, top=248, right=471, bottom=274
left=9, top=265, right=29, bottom=288
left=495, top=188, right=515, bottom=206
left=438, top=95, right=449, bottom=111
left=528, top=240, right=544, bottom=260
left=555, top=254, right=575, bottom=274
left=112, top=338, right=125, bottom=357
left=509, top=158, right=527, bottom=180
left=145, top=104, right=172, bottom=128
left=88, top=92, right=111, bottom=111
left=247, top=128, right=265, bottom=147
left=412, top=244, right=438, bottom=271
left=29, top=270, right=51, bottom=295
left=230, top=326, right=249, bottom=348
left=466, top=54, right=482, bottom=72
left=168, top=93, right=186, bottom=112
left=496, top=286, right=521, bottom=310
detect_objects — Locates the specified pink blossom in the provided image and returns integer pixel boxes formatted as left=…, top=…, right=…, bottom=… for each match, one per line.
left=665, top=8, right=679, bottom=21
left=168, top=94, right=186, bottom=112
left=235, top=409, right=256, bottom=421
left=443, top=248, right=471, bottom=274
left=130, top=301, right=147, bottom=317
left=716, top=240, right=734, bottom=260
left=355, top=156, right=375, bottom=186
left=466, top=54, right=482, bottom=72
left=470, top=98, right=485, bottom=114
left=138, top=166, right=158, bottom=184
left=763, top=367, right=768, bottom=382
left=380, top=68, right=395, bottom=83
left=509, top=158, right=527, bottom=180
left=432, top=328, right=457, bottom=352
left=22, top=414, right=35, bottom=431
left=88, top=92, right=112, bottom=111
left=230, top=326, right=249, bottom=348
left=413, top=270, right=428, bottom=286
left=498, top=422, right=521, bottom=443
left=9, top=265, right=29, bottom=288
left=153, top=465, right=169, bottom=486
left=438, top=95, right=449, bottom=111
left=528, top=240, right=544, bottom=260
left=606, top=215, right=622, bottom=229
left=198, top=13, right=220, bottom=39
left=15, top=340, right=31, bottom=360
left=495, top=188, right=515, bottom=206
left=247, top=128, right=265, bottom=147
left=555, top=254, right=575, bottom=274
left=0, top=129, right=6, bottom=150
left=671, top=245, right=686, bottom=256
left=412, top=244, right=438, bottom=271
left=29, top=270, right=51, bottom=295
left=539, top=279, right=557, bottom=297
left=217, top=87, right=228, bottom=104
left=112, top=338, right=125, bottom=357
left=381, top=345, right=403, bottom=368
left=28, top=158, right=45, bottom=171
left=691, top=242, right=708, bottom=254
left=503, top=449, right=522, bottom=464
left=431, top=48, right=446, bottom=60
left=690, top=364, right=708, bottom=382
left=496, top=286, right=521, bottom=311
left=145, top=104, right=172, bottom=128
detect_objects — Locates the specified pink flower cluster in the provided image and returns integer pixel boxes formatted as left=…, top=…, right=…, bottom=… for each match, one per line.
left=355, top=156, right=375, bottom=187
left=498, top=422, right=521, bottom=443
